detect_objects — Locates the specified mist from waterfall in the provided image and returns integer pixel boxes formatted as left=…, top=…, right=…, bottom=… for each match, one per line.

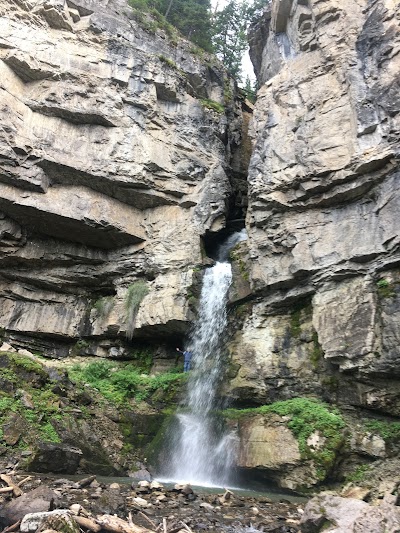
left=161, top=229, right=247, bottom=487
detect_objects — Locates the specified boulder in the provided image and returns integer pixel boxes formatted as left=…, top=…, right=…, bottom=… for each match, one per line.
left=26, top=442, right=83, bottom=474
left=0, top=486, right=60, bottom=527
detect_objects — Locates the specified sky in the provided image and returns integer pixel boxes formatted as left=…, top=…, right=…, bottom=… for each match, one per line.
left=211, top=0, right=256, bottom=84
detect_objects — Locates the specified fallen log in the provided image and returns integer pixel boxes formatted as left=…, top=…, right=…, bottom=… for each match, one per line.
left=134, top=512, right=157, bottom=530
left=73, top=516, right=102, bottom=532
left=0, top=487, right=14, bottom=494
left=18, top=476, right=33, bottom=487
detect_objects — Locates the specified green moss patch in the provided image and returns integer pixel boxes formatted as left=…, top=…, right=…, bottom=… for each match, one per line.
left=0, top=352, right=65, bottom=447
left=200, top=99, right=225, bottom=114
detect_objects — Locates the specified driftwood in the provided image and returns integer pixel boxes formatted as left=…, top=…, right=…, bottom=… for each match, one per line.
left=17, top=476, right=33, bottom=487
left=179, top=522, right=193, bottom=533
left=96, top=514, right=154, bottom=533
left=0, top=487, right=14, bottom=494
left=0, top=475, right=22, bottom=497
left=73, top=516, right=102, bottom=532
left=163, top=518, right=167, bottom=533
left=0, top=520, right=21, bottom=533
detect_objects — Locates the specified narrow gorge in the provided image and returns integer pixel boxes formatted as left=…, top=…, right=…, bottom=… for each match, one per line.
left=0, top=0, right=400, bottom=529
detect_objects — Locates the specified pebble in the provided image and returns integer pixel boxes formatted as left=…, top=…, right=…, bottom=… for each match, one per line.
left=109, top=483, right=120, bottom=491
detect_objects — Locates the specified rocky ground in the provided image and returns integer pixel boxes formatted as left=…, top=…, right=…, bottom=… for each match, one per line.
left=0, top=471, right=303, bottom=533
left=1, top=468, right=400, bottom=533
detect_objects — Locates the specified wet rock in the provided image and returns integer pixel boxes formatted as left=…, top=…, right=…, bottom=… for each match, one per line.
left=150, top=481, right=163, bottom=490
left=199, top=502, right=215, bottom=511
left=2, top=413, right=26, bottom=446
left=132, top=496, right=150, bottom=508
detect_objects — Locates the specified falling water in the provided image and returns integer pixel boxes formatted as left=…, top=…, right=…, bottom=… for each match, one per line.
left=162, top=230, right=247, bottom=486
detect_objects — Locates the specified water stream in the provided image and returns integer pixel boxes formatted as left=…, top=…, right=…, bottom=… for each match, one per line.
left=160, top=230, right=247, bottom=487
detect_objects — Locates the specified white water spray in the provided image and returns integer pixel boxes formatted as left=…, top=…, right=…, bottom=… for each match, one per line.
left=162, top=230, right=247, bottom=486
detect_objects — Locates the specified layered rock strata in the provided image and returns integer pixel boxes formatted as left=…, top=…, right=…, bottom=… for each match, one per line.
left=0, top=0, right=246, bottom=356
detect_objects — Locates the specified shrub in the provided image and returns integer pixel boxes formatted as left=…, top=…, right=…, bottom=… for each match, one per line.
left=159, top=55, right=177, bottom=69
left=376, top=278, right=396, bottom=298
left=345, top=464, right=371, bottom=483
left=364, top=420, right=400, bottom=441
left=125, top=281, right=149, bottom=339
left=69, top=361, right=185, bottom=404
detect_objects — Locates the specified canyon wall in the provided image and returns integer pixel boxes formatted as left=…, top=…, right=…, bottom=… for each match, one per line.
left=0, top=0, right=246, bottom=359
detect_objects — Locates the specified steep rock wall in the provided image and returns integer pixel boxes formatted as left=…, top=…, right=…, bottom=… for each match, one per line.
left=0, top=0, right=246, bottom=357
left=225, top=0, right=400, bottom=485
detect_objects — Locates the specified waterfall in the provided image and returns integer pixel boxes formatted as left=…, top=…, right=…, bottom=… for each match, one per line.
left=161, top=230, right=247, bottom=486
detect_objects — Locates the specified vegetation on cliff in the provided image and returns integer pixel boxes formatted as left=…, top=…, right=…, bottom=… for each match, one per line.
left=69, top=360, right=186, bottom=404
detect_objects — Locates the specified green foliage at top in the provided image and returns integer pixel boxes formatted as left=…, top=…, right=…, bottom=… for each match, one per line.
left=127, top=0, right=270, bottom=84
left=69, top=360, right=186, bottom=404
left=159, top=55, right=178, bottom=69
left=212, top=0, right=270, bottom=80
left=364, top=419, right=400, bottom=441
left=6, top=352, right=47, bottom=378
left=125, top=281, right=149, bottom=339
left=128, top=0, right=213, bottom=51
left=212, top=0, right=249, bottom=78
left=224, top=398, right=346, bottom=479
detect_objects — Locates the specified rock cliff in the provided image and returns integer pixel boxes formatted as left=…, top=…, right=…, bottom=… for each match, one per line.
left=0, top=0, right=247, bottom=359
left=224, top=0, right=400, bottom=489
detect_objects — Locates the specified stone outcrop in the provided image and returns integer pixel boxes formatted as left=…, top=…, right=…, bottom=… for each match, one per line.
left=0, top=0, right=245, bottom=356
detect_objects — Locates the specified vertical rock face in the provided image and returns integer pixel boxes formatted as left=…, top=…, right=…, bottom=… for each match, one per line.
left=0, top=0, right=245, bottom=354
left=226, top=0, right=400, bottom=415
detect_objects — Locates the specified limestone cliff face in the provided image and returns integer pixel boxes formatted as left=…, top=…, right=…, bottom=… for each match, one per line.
left=0, top=0, right=245, bottom=357
left=227, top=0, right=400, bottom=416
